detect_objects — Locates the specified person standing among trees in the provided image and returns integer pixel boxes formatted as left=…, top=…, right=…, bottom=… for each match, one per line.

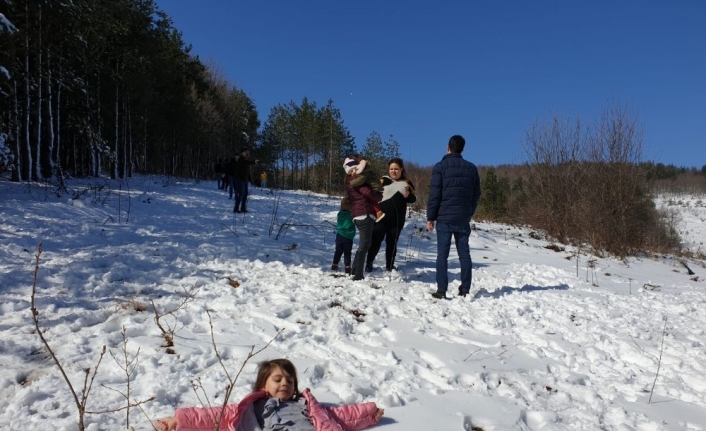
left=260, top=170, right=268, bottom=188
left=225, top=156, right=237, bottom=198
left=215, top=158, right=224, bottom=190
left=234, top=147, right=259, bottom=213
left=426, top=135, right=481, bottom=299
left=366, top=158, right=416, bottom=272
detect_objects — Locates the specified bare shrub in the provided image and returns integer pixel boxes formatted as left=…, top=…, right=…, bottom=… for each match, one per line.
left=114, top=297, right=148, bottom=313
left=519, top=102, right=681, bottom=257
left=521, top=114, right=585, bottom=243
left=150, top=286, right=198, bottom=353
left=30, top=243, right=152, bottom=430
left=404, top=161, right=431, bottom=214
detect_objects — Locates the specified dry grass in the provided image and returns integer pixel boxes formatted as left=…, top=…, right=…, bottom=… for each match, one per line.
left=114, top=297, right=148, bottom=313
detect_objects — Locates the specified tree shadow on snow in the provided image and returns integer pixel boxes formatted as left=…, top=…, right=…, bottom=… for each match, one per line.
left=473, top=283, right=569, bottom=300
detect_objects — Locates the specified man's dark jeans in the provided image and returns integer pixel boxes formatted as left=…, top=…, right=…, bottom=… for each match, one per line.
left=435, top=222, right=472, bottom=293
left=227, top=175, right=235, bottom=198
left=234, top=181, right=249, bottom=211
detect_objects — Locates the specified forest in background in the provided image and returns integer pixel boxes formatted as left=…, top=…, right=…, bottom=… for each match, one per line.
left=0, top=0, right=404, bottom=194
left=2, top=1, right=705, bottom=258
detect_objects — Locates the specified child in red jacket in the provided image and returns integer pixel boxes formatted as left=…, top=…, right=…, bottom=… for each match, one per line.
left=156, top=358, right=384, bottom=431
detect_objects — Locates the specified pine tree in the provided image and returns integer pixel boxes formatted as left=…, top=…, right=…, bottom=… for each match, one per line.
left=384, top=134, right=400, bottom=161
left=477, top=167, right=508, bottom=220
left=361, top=130, right=386, bottom=175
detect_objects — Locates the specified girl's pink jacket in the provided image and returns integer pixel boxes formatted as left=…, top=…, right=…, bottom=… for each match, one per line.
left=174, top=389, right=379, bottom=431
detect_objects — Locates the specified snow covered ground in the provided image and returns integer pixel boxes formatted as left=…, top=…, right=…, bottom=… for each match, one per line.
left=1, top=176, right=705, bottom=431
left=655, top=194, right=706, bottom=257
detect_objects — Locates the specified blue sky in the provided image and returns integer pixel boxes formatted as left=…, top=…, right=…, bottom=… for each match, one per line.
left=155, top=1, right=705, bottom=168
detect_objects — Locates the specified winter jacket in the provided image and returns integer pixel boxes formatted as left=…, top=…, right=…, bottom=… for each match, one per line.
left=174, top=389, right=379, bottom=431
left=345, top=175, right=382, bottom=219
left=426, top=152, right=481, bottom=225
left=377, top=176, right=416, bottom=228
left=225, top=158, right=238, bottom=177
left=235, top=156, right=257, bottom=181
left=336, top=210, right=356, bottom=240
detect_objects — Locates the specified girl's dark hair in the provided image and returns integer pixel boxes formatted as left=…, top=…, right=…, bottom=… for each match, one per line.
left=252, top=358, right=300, bottom=399
left=387, top=157, right=406, bottom=180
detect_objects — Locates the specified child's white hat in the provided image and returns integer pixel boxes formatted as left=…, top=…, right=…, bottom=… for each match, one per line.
left=343, top=158, right=358, bottom=175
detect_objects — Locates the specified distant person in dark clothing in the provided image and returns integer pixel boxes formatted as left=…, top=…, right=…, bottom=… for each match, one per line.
left=366, top=158, right=416, bottom=272
left=225, top=156, right=237, bottom=199
left=234, top=148, right=259, bottom=213
left=426, top=135, right=481, bottom=299
left=215, top=158, right=225, bottom=190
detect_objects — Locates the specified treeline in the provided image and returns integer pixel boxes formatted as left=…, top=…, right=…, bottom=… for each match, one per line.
left=255, top=98, right=403, bottom=195
left=0, top=0, right=405, bottom=194
left=473, top=103, right=706, bottom=257
left=2, top=3, right=699, bottom=258
left=0, top=0, right=258, bottom=183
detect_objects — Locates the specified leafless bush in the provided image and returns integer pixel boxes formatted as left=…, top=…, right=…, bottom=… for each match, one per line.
left=150, top=286, right=198, bottom=354
left=520, top=102, right=680, bottom=257
left=100, top=326, right=155, bottom=428
left=404, top=161, right=431, bottom=214
left=30, top=243, right=152, bottom=430
left=114, top=297, right=149, bottom=313
left=649, top=320, right=668, bottom=404
left=648, top=172, right=706, bottom=195
left=30, top=243, right=107, bottom=431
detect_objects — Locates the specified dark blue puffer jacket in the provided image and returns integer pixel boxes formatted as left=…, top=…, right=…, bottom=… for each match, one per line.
left=426, top=152, right=481, bottom=225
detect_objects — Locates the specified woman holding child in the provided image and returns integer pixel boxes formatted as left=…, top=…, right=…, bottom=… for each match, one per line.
left=366, top=158, right=416, bottom=272
left=344, top=157, right=383, bottom=281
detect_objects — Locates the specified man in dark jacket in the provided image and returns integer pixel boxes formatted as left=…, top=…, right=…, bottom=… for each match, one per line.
left=234, top=147, right=259, bottom=213
left=426, top=135, right=481, bottom=299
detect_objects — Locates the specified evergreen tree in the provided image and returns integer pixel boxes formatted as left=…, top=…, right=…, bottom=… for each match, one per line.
left=477, top=167, right=508, bottom=220
left=384, top=134, right=400, bottom=161
left=258, top=98, right=353, bottom=193
left=361, top=130, right=386, bottom=176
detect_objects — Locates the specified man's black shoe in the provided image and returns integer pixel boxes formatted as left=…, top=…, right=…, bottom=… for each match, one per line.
left=458, top=290, right=469, bottom=297
left=233, top=209, right=240, bottom=213
left=365, top=263, right=373, bottom=273
left=431, top=291, right=447, bottom=299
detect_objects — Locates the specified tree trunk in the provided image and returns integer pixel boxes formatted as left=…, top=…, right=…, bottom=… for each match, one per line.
left=113, top=80, right=118, bottom=179
left=96, top=77, right=102, bottom=177
left=23, top=12, right=32, bottom=181
left=13, top=78, right=21, bottom=182
left=46, top=49, right=55, bottom=179
left=34, top=4, right=42, bottom=180
left=122, top=95, right=132, bottom=178
left=143, top=115, right=147, bottom=173
left=87, top=89, right=96, bottom=177
left=55, top=80, right=61, bottom=175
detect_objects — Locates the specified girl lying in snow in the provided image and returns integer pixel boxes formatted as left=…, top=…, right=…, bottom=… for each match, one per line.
left=156, top=358, right=384, bottom=431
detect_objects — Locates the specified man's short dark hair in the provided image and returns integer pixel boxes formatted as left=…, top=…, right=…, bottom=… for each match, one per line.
left=448, top=135, right=465, bottom=153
